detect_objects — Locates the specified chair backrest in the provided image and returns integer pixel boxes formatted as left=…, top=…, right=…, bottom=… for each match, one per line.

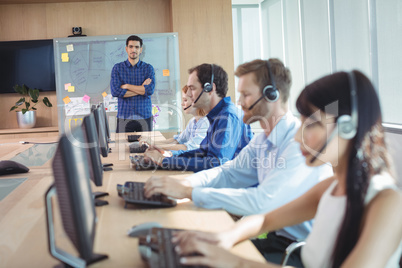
left=281, top=241, right=306, bottom=266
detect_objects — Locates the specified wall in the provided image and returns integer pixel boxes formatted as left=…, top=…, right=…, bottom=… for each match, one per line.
left=171, top=0, right=236, bottom=103
left=0, top=0, right=235, bottom=130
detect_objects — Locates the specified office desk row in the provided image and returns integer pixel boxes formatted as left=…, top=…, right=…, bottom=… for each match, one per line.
left=0, top=132, right=266, bottom=267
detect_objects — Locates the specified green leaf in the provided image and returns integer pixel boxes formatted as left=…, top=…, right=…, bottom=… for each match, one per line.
left=13, top=84, right=25, bottom=94
left=29, top=88, right=40, bottom=102
left=31, top=107, right=37, bottom=110
left=43, top=97, right=53, bottom=107
left=9, top=106, right=18, bottom=112
left=25, top=102, right=30, bottom=110
left=15, top=97, right=25, bottom=106
left=22, top=109, right=28, bottom=114
left=21, top=84, right=29, bottom=95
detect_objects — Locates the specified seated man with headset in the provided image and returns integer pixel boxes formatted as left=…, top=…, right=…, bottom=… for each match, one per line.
left=144, top=59, right=333, bottom=266
left=144, top=63, right=253, bottom=172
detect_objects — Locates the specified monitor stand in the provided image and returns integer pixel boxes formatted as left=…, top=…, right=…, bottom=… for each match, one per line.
left=93, top=191, right=109, bottom=207
left=102, top=163, right=113, bottom=171
left=45, top=186, right=108, bottom=267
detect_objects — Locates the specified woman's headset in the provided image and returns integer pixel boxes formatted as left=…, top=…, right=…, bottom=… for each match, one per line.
left=309, top=71, right=359, bottom=163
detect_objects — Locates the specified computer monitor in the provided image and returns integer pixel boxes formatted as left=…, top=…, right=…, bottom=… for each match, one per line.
left=93, top=106, right=109, bottom=157
left=98, top=102, right=111, bottom=142
left=45, top=126, right=108, bottom=267
left=81, top=114, right=103, bottom=187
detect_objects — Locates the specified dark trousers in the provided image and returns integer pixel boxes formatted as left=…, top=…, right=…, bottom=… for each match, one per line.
left=116, top=117, right=153, bottom=133
left=252, top=232, right=304, bottom=267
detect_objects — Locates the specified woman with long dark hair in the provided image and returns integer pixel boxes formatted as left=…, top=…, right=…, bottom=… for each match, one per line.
left=173, top=70, right=402, bottom=267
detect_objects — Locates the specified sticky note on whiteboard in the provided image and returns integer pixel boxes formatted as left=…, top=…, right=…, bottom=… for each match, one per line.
left=163, top=69, right=170, bottom=76
left=64, top=83, right=71, bottom=90
left=82, top=95, right=90, bottom=103
left=68, top=86, right=75, bottom=92
left=66, top=44, right=74, bottom=52
left=102, top=92, right=108, bottom=97
left=63, top=96, right=71, bottom=104
left=61, top=53, right=69, bottom=62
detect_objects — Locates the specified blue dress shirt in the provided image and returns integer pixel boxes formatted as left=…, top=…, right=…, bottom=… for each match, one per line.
left=186, top=112, right=333, bottom=241
left=110, top=59, right=155, bottom=120
left=171, top=116, right=210, bottom=156
left=160, top=97, right=253, bottom=172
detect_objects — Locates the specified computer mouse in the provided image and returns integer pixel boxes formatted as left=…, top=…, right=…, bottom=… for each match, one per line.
left=127, top=222, right=162, bottom=237
left=0, top=160, right=29, bottom=176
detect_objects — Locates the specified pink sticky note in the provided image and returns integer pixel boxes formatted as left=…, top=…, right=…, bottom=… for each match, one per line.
left=82, top=95, right=91, bottom=103
left=64, top=83, right=71, bottom=90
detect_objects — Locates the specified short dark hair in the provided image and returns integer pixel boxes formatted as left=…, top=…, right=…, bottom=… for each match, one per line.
left=235, top=58, right=292, bottom=103
left=126, top=35, right=143, bottom=47
left=188, top=64, right=228, bottom=98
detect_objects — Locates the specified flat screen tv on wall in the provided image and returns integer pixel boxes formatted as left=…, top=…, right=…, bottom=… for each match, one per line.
left=0, top=39, right=55, bottom=94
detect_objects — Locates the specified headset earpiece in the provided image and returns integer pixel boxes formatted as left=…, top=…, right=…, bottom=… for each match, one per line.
left=262, top=85, right=279, bottom=102
left=203, top=64, right=214, bottom=93
left=263, top=61, right=279, bottom=102
left=337, top=71, right=358, bottom=140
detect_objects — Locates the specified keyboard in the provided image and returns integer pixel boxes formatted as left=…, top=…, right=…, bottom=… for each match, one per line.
left=129, top=142, right=149, bottom=153
left=130, top=155, right=160, bottom=170
left=117, top=181, right=176, bottom=208
left=139, top=228, right=207, bottom=268
left=127, top=134, right=142, bottom=142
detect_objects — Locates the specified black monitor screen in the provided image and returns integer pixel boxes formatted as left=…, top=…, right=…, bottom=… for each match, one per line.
left=98, top=102, right=110, bottom=140
left=93, top=106, right=109, bottom=157
left=81, top=114, right=104, bottom=187
left=52, top=127, right=96, bottom=260
left=0, top=39, right=55, bottom=94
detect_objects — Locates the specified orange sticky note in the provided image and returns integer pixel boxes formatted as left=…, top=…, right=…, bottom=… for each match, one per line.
left=63, top=96, right=71, bottom=104
left=102, top=92, right=108, bottom=97
left=68, top=86, right=75, bottom=92
left=163, top=69, right=170, bottom=76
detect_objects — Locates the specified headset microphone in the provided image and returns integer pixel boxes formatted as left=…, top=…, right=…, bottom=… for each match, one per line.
left=248, top=95, right=265, bottom=111
left=183, top=104, right=192, bottom=110
left=309, top=124, right=338, bottom=163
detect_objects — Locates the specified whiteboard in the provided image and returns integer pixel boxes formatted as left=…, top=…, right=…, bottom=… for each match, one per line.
left=53, top=33, right=182, bottom=133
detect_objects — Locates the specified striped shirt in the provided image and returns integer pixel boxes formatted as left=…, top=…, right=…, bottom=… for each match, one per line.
left=110, top=59, right=155, bottom=120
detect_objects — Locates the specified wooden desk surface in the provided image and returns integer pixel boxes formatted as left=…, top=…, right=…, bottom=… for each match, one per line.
left=0, top=133, right=266, bottom=267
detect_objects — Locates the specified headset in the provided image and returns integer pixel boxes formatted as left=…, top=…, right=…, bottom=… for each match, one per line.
left=248, top=60, right=280, bottom=110
left=193, top=64, right=214, bottom=104
left=309, top=71, right=358, bottom=163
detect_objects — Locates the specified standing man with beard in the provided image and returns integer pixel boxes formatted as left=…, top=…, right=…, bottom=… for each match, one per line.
left=111, top=35, right=155, bottom=133
left=144, top=59, right=333, bottom=266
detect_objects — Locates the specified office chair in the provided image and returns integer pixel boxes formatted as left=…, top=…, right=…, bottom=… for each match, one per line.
left=280, top=241, right=306, bottom=266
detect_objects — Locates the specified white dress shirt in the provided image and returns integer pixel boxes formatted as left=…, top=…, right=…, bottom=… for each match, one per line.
left=186, top=112, right=333, bottom=240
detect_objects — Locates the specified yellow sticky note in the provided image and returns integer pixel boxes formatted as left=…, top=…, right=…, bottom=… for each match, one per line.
left=61, top=53, right=69, bottom=62
left=102, top=92, right=108, bottom=97
left=66, top=44, right=74, bottom=52
left=68, top=86, right=75, bottom=92
left=163, top=69, right=170, bottom=76
left=63, top=96, right=71, bottom=104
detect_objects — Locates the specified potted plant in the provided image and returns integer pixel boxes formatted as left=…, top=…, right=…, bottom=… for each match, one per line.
left=9, top=84, right=53, bottom=129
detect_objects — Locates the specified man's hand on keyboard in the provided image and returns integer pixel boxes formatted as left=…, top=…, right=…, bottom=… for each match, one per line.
left=144, top=175, right=193, bottom=199
left=144, top=149, right=165, bottom=165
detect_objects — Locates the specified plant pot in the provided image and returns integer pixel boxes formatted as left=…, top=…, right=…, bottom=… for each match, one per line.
left=16, top=111, right=36, bottom=129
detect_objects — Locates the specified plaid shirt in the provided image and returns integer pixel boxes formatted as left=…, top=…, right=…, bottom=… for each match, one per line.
left=110, top=59, right=155, bottom=120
